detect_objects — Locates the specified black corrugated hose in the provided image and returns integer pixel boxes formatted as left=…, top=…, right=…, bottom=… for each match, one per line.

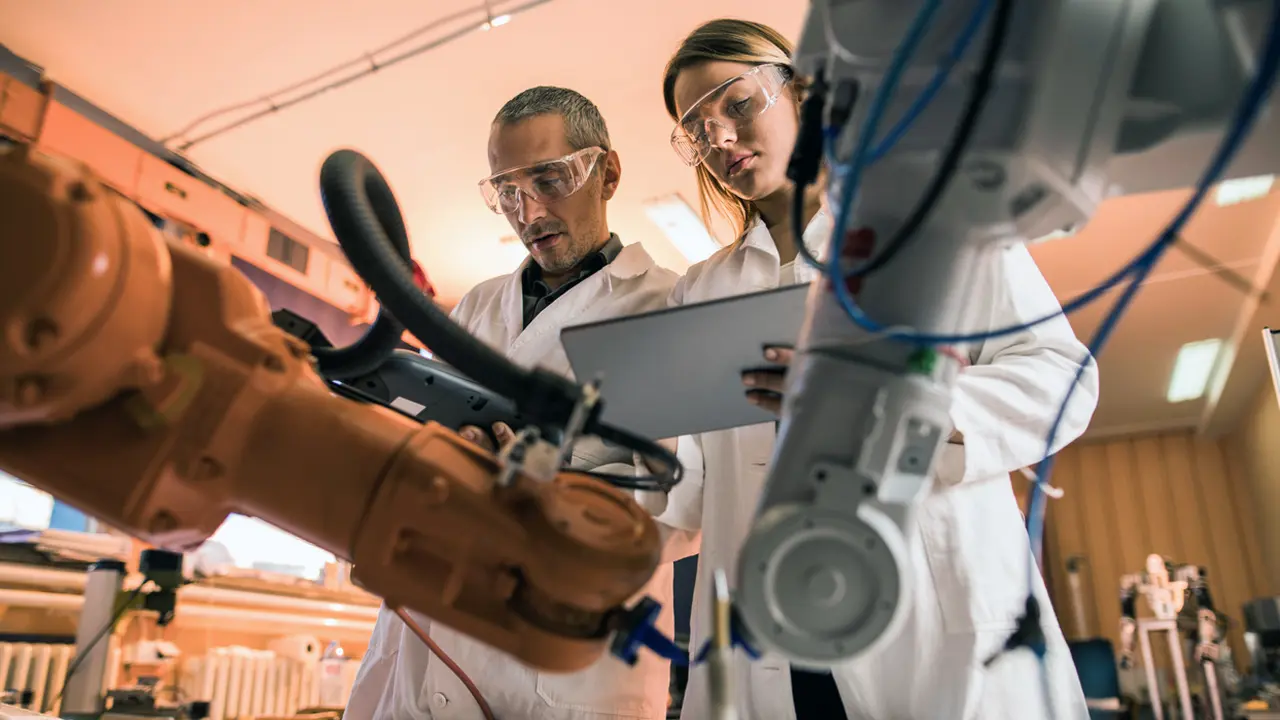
left=309, top=158, right=412, bottom=380
left=316, top=149, right=681, bottom=491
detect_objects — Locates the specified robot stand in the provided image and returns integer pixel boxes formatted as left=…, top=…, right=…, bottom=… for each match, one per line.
left=62, top=560, right=126, bottom=716
left=1138, top=618, right=1195, bottom=720
left=1202, top=658, right=1225, bottom=720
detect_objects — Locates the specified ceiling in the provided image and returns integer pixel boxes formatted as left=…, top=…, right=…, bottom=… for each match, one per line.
left=2, top=0, right=1279, bottom=439
left=0, top=0, right=809, bottom=299
left=1030, top=188, right=1280, bottom=439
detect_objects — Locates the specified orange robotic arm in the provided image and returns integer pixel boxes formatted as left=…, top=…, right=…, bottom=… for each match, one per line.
left=0, top=143, right=661, bottom=673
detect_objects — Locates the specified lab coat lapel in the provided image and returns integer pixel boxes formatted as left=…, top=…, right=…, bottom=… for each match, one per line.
left=734, top=208, right=832, bottom=288
left=735, top=221, right=783, bottom=291
left=506, top=243, right=652, bottom=370
left=794, top=209, right=833, bottom=284
left=492, top=259, right=529, bottom=351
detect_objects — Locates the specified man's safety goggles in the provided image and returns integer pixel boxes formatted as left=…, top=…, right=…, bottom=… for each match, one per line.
left=478, top=146, right=606, bottom=215
left=670, top=64, right=791, bottom=167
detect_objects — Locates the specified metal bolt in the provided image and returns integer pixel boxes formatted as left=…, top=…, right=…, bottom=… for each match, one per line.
left=966, top=160, right=1006, bottom=192
left=131, top=355, right=166, bottom=387
left=424, top=475, right=450, bottom=505
left=190, top=457, right=223, bottom=482
left=67, top=181, right=93, bottom=202
left=149, top=511, right=178, bottom=534
left=13, top=376, right=45, bottom=407
left=24, top=318, right=58, bottom=351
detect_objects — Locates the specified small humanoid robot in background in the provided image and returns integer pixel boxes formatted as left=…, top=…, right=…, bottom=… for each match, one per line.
left=1118, top=554, right=1238, bottom=718
left=1175, top=564, right=1241, bottom=698
left=1119, top=554, right=1188, bottom=669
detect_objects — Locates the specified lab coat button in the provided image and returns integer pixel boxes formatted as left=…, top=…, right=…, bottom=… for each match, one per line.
left=432, top=692, right=448, bottom=708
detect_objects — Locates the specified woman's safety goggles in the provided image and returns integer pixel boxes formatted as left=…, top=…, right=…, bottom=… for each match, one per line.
left=670, top=64, right=791, bottom=167
left=477, top=146, right=605, bottom=215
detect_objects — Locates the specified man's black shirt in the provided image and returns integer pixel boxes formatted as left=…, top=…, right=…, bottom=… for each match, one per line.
left=520, top=234, right=623, bottom=328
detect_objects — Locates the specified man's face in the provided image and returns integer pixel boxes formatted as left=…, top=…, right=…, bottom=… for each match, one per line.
left=487, top=114, right=618, bottom=276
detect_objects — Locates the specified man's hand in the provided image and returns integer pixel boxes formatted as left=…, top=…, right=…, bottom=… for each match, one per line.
left=459, top=422, right=516, bottom=452
left=741, top=346, right=793, bottom=416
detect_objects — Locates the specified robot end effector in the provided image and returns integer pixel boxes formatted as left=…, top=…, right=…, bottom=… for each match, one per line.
left=0, top=144, right=664, bottom=673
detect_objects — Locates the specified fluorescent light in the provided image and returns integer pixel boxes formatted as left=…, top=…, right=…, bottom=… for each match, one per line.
left=1215, top=175, right=1275, bottom=207
left=481, top=13, right=511, bottom=30
left=644, top=194, right=720, bottom=263
left=1166, top=338, right=1224, bottom=403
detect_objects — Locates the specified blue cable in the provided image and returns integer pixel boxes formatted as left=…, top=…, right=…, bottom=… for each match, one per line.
left=868, top=0, right=993, bottom=164
left=821, top=0, right=992, bottom=174
left=825, top=0, right=943, bottom=293
left=1025, top=0, right=1280, bottom=581
left=622, top=0, right=1280, bottom=691
left=616, top=603, right=760, bottom=668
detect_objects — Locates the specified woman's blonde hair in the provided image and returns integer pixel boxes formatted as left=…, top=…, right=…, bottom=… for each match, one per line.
left=662, top=19, right=800, bottom=242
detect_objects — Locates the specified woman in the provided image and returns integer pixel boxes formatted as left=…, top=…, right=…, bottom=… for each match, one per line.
left=651, top=18, right=1099, bottom=720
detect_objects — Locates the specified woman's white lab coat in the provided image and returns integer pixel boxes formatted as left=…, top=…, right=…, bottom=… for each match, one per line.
left=651, top=211, right=1099, bottom=720
left=346, top=242, right=687, bottom=720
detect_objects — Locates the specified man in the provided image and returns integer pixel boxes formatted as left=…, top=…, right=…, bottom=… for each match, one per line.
left=346, top=87, right=688, bottom=719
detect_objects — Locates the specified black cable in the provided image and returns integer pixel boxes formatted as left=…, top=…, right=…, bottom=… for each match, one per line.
left=317, top=149, right=591, bottom=437
left=54, top=584, right=147, bottom=706
left=319, top=149, right=682, bottom=490
left=848, top=0, right=1014, bottom=280
left=170, top=0, right=556, bottom=151
left=584, top=420, right=683, bottom=492
left=308, top=179, right=411, bottom=381
left=788, top=67, right=830, bottom=270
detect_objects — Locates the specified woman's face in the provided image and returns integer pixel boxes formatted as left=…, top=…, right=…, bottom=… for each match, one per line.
left=672, top=60, right=799, bottom=201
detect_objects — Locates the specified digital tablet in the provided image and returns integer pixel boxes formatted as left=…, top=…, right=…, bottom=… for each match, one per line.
left=560, top=284, right=810, bottom=439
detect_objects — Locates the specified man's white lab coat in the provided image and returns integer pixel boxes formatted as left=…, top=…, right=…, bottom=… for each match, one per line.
left=346, top=242, right=683, bottom=719
left=649, top=211, right=1099, bottom=720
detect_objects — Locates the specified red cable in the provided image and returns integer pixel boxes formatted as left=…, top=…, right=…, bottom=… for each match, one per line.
left=393, top=607, right=496, bottom=720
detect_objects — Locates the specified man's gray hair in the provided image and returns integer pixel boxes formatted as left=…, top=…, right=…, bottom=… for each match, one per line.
left=493, top=86, right=612, bottom=152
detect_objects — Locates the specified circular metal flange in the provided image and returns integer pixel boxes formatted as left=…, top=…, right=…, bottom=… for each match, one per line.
left=736, top=503, right=909, bottom=668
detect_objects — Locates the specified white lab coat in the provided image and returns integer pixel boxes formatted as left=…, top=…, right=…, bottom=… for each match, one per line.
left=346, top=242, right=685, bottom=720
left=649, top=211, right=1098, bottom=720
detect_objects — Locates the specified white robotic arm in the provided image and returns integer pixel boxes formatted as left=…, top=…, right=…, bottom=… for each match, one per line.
left=733, top=0, right=1272, bottom=668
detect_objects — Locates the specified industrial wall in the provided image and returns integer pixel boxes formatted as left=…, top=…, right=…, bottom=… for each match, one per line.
left=1042, top=428, right=1273, bottom=667
left=1224, top=384, right=1280, bottom=596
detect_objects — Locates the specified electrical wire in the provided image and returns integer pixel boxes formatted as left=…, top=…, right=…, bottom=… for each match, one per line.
left=319, top=149, right=579, bottom=421
left=160, top=5, right=486, bottom=143
left=822, top=0, right=942, bottom=317
left=394, top=607, right=496, bottom=720
left=318, top=149, right=681, bottom=491
left=167, top=0, right=555, bottom=151
left=848, top=0, right=1003, bottom=280
left=308, top=168, right=412, bottom=381
left=584, top=420, right=683, bottom=492
left=54, top=584, right=147, bottom=707
left=826, top=0, right=1011, bottom=337
left=1025, top=0, right=1280, bottom=606
left=866, top=0, right=993, bottom=166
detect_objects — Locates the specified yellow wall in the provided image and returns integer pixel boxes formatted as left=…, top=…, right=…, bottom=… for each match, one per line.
left=1224, top=384, right=1280, bottom=594
left=1043, top=431, right=1273, bottom=666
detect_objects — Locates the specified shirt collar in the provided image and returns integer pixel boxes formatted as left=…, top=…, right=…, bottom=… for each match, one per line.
left=521, top=233, right=623, bottom=296
left=737, top=207, right=832, bottom=261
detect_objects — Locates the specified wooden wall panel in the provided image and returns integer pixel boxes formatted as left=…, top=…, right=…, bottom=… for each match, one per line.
left=1043, top=430, right=1270, bottom=671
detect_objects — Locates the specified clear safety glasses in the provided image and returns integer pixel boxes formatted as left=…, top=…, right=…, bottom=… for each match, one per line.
left=670, top=64, right=791, bottom=167
left=477, top=146, right=606, bottom=215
